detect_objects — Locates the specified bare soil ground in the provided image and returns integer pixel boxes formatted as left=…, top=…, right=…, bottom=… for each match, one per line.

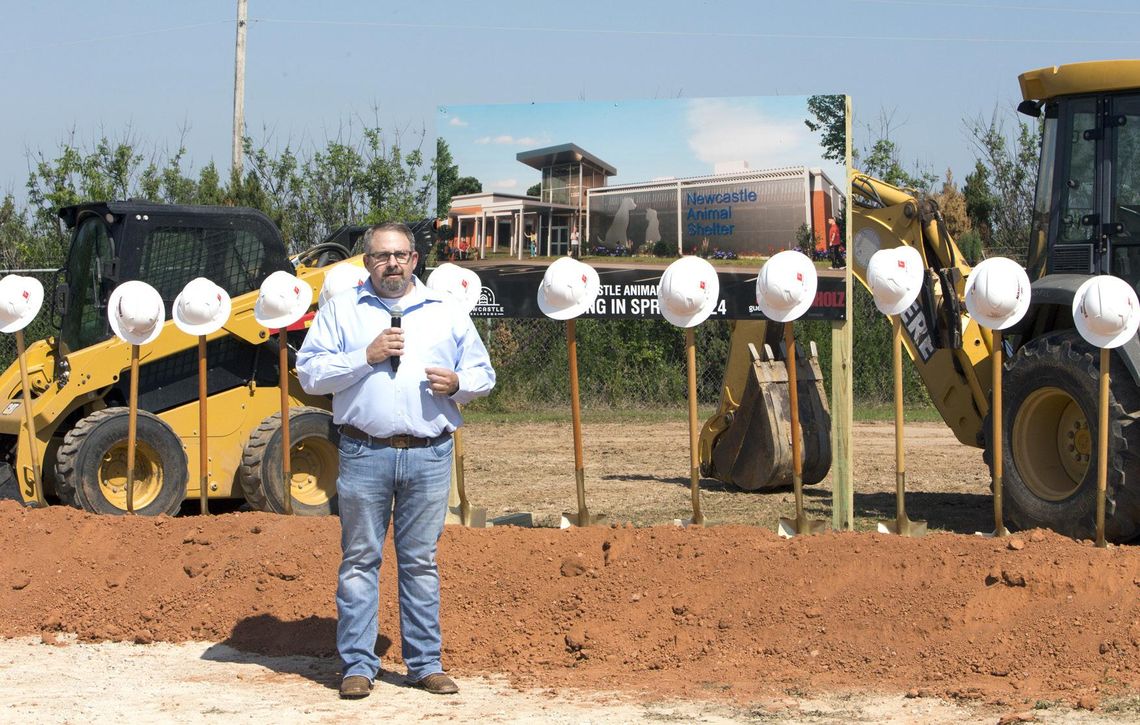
left=1, top=419, right=1138, bottom=723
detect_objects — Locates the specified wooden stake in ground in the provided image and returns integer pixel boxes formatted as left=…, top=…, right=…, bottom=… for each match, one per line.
left=989, top=331, right=1007, bottom=537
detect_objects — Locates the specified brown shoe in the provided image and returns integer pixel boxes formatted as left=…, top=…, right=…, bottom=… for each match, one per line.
left=339, top=675, right=373, bottom=699
left=412, top=672, right=459, bottom=695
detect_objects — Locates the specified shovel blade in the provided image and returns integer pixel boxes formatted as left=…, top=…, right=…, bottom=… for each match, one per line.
left=560, top=512, right=606, bottom=528
left=877, top=518, right=928, bottom=537
left=777, top=515, right=828, bottom=539
left=448, top=505, right=488, bottom=528
left=974, top=527, right=1010, bottom=538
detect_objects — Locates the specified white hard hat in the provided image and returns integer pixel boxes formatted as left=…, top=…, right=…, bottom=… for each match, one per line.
left=964, top=257, right=1031, bottom=330
left=318, top=260, right=367, bottom=307
left=658, top=256, right=720, bottom=328
left=755, top=250, right=817, bottom=323
left=867, top=246, right=924, bottom=316
left=1073, top=275, right=1140, bottom=349
left=0, top=274, right=44, bottom=334
left=536, top=257, right=599, bottom=320
left=427, top=263, right=482, bottom=314
left=172, top=277, right=232, bottom=336
left=255, top=271, right=313, bottom=329
left=107, top=280, right=166, bottom=345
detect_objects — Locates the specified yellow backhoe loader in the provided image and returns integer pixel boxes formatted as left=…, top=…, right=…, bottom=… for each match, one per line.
left=850, top=60, right=1140, bottom=543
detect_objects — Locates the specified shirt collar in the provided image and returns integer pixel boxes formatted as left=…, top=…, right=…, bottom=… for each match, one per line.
left=357, top=275, right=443, bottom=311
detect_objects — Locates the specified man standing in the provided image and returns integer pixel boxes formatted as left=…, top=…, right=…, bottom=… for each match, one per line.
left=827, top=217, right=844, bottom=269
left=296, top=222, right=495, bottom=699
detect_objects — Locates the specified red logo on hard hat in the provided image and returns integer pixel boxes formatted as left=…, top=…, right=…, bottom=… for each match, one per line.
left=581, top=274, right=587, bottom=284
left=699, top=281, right=706, bottom=290
left=898, top=260, right=906, bottom=269
left=293, top=286, right=300, bottom=295
left=796, top=272, right=803, bottom=282
left=21, top=290, right=29, bottom=300
left=461, top=279, right=468, bottom=289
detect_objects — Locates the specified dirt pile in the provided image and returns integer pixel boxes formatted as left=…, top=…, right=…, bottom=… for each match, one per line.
left=1, top=500, right=1137, bottom=709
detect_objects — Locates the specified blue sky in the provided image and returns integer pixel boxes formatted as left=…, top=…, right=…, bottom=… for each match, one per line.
left=439, top=96, right=844, bottom=194
left=2, top=1, right=1139, bottom=203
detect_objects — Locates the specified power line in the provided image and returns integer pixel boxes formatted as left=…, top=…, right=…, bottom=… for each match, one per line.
left=0, top=19, right=232, bottom=55
left=855, top=0, right=1140, bottom=16
left=249, top=16, right=1140, bottom=45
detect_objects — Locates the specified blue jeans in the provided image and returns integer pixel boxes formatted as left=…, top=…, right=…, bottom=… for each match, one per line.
left=335, top=432, right=454, bottom=681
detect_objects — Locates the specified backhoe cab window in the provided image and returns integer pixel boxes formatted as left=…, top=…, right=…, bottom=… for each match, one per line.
left=1058, top=98, right=1097, bottom=245
left=137, top=225, right=270, bottom=314
left=61, top=217, right=115, bottom=350
left=1110, top=95, right=1140, bottom=293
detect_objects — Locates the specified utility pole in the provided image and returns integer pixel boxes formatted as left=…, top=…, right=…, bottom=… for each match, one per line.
left=231, top=0, right=248, bottom=176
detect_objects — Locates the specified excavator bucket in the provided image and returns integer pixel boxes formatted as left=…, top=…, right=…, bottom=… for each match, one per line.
left=704, top=338, right=832, bottom=492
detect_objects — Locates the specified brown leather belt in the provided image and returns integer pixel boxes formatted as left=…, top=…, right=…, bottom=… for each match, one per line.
left=339, top=424, right=449, bottom=449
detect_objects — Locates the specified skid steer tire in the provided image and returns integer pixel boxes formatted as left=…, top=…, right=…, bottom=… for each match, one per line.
left=239, top=407, right=338, bottom=516
left=55, top=408, right=187, bottom=516
left=987, top=330, right=1140, bottom=543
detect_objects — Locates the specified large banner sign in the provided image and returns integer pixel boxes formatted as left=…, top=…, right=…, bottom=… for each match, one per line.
left=449, top=262, right=845, bottom=321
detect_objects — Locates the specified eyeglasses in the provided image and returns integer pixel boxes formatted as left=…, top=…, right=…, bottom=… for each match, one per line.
left=364, top=250, right=414, bottom=264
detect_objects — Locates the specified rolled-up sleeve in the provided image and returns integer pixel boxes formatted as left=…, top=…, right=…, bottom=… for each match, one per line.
left=451, top=316, right=496, bottom=406
left=296, top=303, right=373, bottom=396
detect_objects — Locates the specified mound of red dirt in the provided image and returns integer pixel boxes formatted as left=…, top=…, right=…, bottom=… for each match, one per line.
left=1, top=500, right=1137, bottom=708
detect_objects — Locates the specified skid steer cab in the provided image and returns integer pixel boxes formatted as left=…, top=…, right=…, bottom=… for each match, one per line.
left=0, top=201, right=409, bottom=516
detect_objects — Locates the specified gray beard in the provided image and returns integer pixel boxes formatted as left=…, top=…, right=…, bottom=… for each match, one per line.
left=378, top=275, right=410, bottom=297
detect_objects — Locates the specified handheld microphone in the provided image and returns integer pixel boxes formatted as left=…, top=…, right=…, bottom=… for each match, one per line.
left=390, top=304, right=402, bottom=371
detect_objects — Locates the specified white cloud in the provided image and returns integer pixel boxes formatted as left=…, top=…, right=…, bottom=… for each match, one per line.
left=473, top=134, right=549, bottom=147
left=491, top=178, right=518, bottom=189
left=448, top=117, right=469, bottom=127
left=685, top=99, right=817, bottom=171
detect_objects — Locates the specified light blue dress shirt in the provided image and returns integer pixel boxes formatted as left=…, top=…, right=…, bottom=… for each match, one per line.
left=296, top=276, right=495, bottom=438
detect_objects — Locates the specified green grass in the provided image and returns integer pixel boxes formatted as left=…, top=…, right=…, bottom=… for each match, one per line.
left=853, top=403, right=945, bottom=423
left=464, top=406, right=718, bottom=425
left=466, top=403, right=943, bottom=426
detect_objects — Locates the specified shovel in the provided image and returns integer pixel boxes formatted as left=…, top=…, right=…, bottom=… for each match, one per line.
left=682, top=327, right=706, bottom=527
left=449, top=426, right=487, bottom=528
left=278, top=328, right=294, bottom=515
left=125, top=343, right=140, bottom=513
left=877, top=316, right=926, bottom=537
left=196, top=335, right=210, bottom=515
left=1095, top=347, right=1110, bottom=548
left=976, top=330, right=1009, bottom=538
left=13, top=329, right=46, bottom=508
left=778, top=323, right=827, bottom=538
left=561, top=319, right=604, bottom=528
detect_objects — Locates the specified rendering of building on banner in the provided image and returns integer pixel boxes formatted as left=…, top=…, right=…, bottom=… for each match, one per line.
left=446, top=143, right=844, bottom=259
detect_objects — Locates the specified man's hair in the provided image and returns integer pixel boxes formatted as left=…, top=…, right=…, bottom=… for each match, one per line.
left=363, top=222, right=416, bottom=253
